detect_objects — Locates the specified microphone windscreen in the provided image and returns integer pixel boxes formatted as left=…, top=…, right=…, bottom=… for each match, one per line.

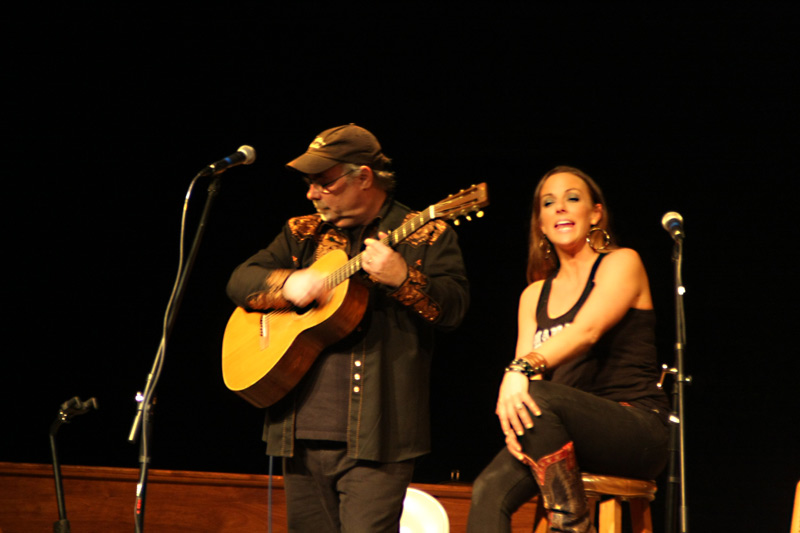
left=661, top=211, right=683, bottom=230
left=238, top=145, right=256, bottom=165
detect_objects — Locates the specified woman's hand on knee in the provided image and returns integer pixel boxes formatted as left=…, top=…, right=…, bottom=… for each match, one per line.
left=496, top=372, right=541, bottom=441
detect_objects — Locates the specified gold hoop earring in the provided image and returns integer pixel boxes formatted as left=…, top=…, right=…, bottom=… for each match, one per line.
left=586, top=226, right=610, bottom=252
left=539, top=237, right=553, bottom=260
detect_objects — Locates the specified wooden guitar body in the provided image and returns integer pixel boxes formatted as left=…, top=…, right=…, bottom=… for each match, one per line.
left=222, top=250, right=368, bottom=408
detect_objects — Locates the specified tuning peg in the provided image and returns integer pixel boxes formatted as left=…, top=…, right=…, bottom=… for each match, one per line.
left=454, top=219, right=461, bottom=226
left=476, top=211, right=484, bottom=218
left=466, top=215, right=472, bottom=221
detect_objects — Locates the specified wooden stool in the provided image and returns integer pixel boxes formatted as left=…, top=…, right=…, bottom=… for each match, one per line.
left=532, top=473, right=657, bottom=533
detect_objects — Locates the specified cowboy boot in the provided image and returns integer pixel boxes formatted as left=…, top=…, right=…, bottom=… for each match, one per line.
left=528, top=441, right=595, bottom=533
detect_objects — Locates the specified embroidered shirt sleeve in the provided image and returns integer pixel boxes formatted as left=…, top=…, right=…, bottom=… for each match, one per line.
left=244, top=269, right=293, bottom=310
left=388, top=264, right=441, bottom=322
left=288, top=214, right=323, bottom=241
left=401, top=216, right=448, bottom=247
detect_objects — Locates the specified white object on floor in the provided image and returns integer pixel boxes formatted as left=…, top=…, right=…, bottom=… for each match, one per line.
left=399, top=487, right=449, bottom=533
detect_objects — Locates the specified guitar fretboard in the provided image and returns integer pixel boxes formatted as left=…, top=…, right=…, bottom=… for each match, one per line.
left=325, top=205, right=436, bottom=289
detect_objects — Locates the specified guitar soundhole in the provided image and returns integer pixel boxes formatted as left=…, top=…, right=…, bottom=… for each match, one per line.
left=293, top=301, right=318, bottom=315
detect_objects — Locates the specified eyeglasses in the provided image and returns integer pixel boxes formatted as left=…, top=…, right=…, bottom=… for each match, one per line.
left=303, top=167, right=358, bottom=194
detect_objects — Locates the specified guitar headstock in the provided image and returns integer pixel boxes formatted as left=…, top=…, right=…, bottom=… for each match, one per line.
left=433, top=183, right=489, bottom=224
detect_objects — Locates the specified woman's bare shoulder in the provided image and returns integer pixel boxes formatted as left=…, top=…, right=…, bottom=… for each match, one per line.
left=520, top=279, right=545, bottom=305
left=601, top=247, right=647, bottom=272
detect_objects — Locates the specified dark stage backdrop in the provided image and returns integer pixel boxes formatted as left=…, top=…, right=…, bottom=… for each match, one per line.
left=5, top=4, right=799, bottom=532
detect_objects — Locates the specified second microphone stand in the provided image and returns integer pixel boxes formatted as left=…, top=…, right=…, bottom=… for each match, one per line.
left=50, top=396, right=99, bottom=533
left=661, top=235, right=690, bottom=533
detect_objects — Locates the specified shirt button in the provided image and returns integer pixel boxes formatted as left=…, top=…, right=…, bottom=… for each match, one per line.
left=353, top=386, right=361, bottom=393
left=354, top=360, right=362, bottom=367
left=354, top=374, right=361, bottom=380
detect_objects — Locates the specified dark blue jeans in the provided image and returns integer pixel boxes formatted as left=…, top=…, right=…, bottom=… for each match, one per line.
left=283, top=440, right=415, bottom=533
left=467, top=381, right=669, bottom=533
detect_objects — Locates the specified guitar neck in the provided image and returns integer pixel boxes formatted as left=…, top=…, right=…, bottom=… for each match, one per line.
left=325, top=206, right=435, bottom=289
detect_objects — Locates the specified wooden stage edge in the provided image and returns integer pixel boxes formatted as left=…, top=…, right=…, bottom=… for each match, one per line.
left=0, top=462, right=541, bottom=533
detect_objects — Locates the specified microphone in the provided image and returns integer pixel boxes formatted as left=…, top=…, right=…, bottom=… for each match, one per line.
left=60, top=396, right=99, bottom=417
left=661, top=211, right=685, bottom=241
left=201, top=145, right=256, bottom=176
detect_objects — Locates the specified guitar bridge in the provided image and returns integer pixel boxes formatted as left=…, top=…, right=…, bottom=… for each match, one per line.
left=259, top=314, right=269, bottom=350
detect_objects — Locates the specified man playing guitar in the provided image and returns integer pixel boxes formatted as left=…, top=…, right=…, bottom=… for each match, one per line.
left=225, top=124, right=471, bottom=532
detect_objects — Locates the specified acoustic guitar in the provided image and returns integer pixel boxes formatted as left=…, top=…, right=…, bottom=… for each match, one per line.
left=222, top=183, right=489, bottom=408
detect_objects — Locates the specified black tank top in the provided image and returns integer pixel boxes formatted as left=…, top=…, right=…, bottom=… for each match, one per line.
left=534, top=253, right=670, bottom=416
left=533, top=254, right=606, bottom=347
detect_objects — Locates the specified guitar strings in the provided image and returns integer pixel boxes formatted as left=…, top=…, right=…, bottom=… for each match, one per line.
left=324, top=211, right=432, bottom=287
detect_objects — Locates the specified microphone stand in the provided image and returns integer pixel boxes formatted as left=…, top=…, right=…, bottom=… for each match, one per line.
left=50, top=397, right=99, bottom=533
left=128, top=174, right=223, bottom=532
left=662, top=235, right=690, bottom=533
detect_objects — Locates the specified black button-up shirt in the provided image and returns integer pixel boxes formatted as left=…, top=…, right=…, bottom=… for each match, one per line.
left=226, top=199, right=469, bottom=462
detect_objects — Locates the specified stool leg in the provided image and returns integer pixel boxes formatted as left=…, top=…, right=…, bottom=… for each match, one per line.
left=597, top=498, right=622, bottom=533
left=628, top=499, right=653, bottom=533
left=587, top=496, right=598, bottom=526
left=532, top=496, right=549, bottom=533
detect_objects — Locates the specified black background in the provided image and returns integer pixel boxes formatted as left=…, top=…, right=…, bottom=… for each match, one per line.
left=5, top=4, right=800, bottom=532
